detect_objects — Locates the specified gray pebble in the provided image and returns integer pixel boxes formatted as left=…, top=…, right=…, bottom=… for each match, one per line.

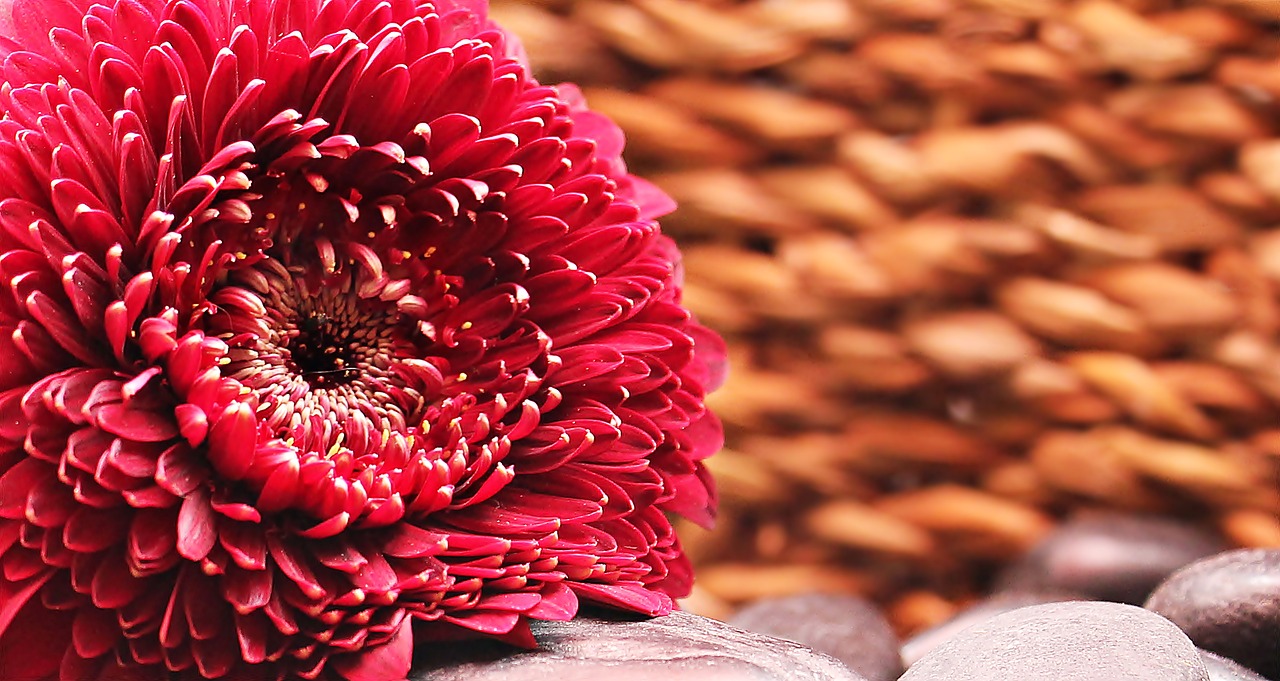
left=728, top=593, right=902, bottom=681
left=1146, top=548, right=1280, bottom=680
left=997, top=512, right=1224, bottom=605
left=900, top=601, right=1208, bottom=681
left=900, top=591, right=1078, bottom=666
left=412, top=610, right=868, bottom=681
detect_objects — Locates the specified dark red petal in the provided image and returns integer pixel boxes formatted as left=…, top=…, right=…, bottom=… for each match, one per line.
left=224, top=566, right=272, bottom=614
left=91, top=550, right=148, bottom=609
left=234, top=611, right=270, bottom=665
left=93, top=403, right=180, bottom=443
left=127, top=508, right=178, bottom=571
left=0, top=458, right=50, bottom=520
left=62, top=505, right=129, bottom=553
left=176, top=488, right=216, bottom=561
left=71, top=605, right=118, bottom=658
left=155, top=444, right=205, bottom=497
left=266, top=535, right=323, bottom=600
left=0, top=569, right=54, bottom=634
left=0, top=589, right=69, bottom=681
left=219, top=522, right=267, bottom=571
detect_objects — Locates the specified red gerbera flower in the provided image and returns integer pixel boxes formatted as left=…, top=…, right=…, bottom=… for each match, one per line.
left=0, top=0, right=725, bottom=678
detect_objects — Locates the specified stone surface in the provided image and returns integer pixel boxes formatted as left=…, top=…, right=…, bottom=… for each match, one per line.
left=728, top=593, right=902, bottom=681
left=996, top=512, right=1224, bottom=605
left=412, top=610, right=868, bottom=681
left=1146, top=548, right=1280, bottom=680
left=1201, top=650, right=1274, bottom=681
left=900, top=601, right=1208, bottom=681
left=900, top=591, right=1077, bottom=666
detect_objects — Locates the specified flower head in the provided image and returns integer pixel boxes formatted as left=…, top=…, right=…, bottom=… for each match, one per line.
left=0, top=0, right=724, bottom=678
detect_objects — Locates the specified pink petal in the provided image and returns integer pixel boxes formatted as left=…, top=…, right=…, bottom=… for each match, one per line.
left=569, top=582, right=672, bottom=617
left=525, top=581, right=578, bottom=620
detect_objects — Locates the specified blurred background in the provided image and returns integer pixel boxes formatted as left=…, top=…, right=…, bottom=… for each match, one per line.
left=491, top=0, right=1280, bottom=635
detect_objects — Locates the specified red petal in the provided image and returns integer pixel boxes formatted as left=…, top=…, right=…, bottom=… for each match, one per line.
left=206, top=402, right=257, bottom=480
left=381, top=524, right=447, bottom=558
left=0, top=570, right=54, bottom=634
left=266, top=536, right=323, bottom=600
left=155, top=444, right=205, bottom=497
left=525, top=581, right=578, bottom=620
left=0, top=589, right=70, bottom=681
left=62, top=506, right=129, bottom=553
left=254, top=457, right=299, bottom=513
left=569, top=582, right=671, bottom=616
left=176, top=488, right=216, bottom=561
left=224, top=566, right=272, bottom=614
left=71, top=605, right=118, bottom=658
left=174, top=404, right=208, bottom=447
left=234, top=611, right=270, bottom=665
left=90, top=550, right=147, bottom=609
left=94, top=403, right=180, bottom=443
left=331, top=618, right=412, bottom=681
left=0, top=459, right=52, bottom=519
left=442, top=609, right=519, bottom=635
left=352, top=551, right=396, bottom=593
left=219, top=522, right=266, bottom=571
left=478, top=591, right=541, bottom=612
left=623, top=175, right=677, bottom=222
left=127, top=508, right=178, bottom=570
left=489, top=618, right=537, bottom=649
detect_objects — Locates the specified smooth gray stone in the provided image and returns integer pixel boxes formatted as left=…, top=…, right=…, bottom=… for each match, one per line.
left=900, top=591, right=1078, bottom=666
left=1202, top=650, right=1274, bottom=681
left=728, top=593, right=902, bottom=681
left=997, top=512, right=1224, bottom=605
left=1146, top=548, right=1280, bottom=680
left=900, top=601, right=1208, bottom=681
left=413, top=610, right=868, bottom=681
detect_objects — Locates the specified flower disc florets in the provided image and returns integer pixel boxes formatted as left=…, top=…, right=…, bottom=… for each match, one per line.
left=0, top=1, right=725, bottom=678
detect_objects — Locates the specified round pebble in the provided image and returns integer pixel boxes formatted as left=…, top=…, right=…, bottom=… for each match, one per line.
left=900, top=601, right=1208, bottom=681
left=996, top=512, right=1224, bottom=605
left=900, top=591, right=1077, bottom=666
left=1201, top=650, right=1274, bottom=681
left=412, top=610, right=868, bottom=681
left=1146, top=548, right=1280, bottom=680
left=728, top=593, right=902, bottom=681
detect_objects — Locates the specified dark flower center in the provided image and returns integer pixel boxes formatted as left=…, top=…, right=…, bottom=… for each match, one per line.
left=288, top=314, right=361, bottom=386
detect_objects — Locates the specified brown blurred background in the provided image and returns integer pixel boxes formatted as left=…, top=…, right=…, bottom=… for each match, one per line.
left=491, top=0, right=1280, bottom=634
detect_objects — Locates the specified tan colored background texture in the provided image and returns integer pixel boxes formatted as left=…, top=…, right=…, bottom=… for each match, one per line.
left=494, top=0, right=1280, bottom=633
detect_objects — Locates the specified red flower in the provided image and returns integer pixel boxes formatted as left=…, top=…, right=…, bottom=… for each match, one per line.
left=0, top=0, right=725, bottom=678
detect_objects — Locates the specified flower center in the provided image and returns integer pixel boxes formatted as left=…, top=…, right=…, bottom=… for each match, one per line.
left=288, top=313, right=360, bottom=387
left=208, top=250, right=439, bottom=464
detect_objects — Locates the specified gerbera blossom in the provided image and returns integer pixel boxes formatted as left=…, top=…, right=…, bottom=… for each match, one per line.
left=0, top=0, right=725, bottom=678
